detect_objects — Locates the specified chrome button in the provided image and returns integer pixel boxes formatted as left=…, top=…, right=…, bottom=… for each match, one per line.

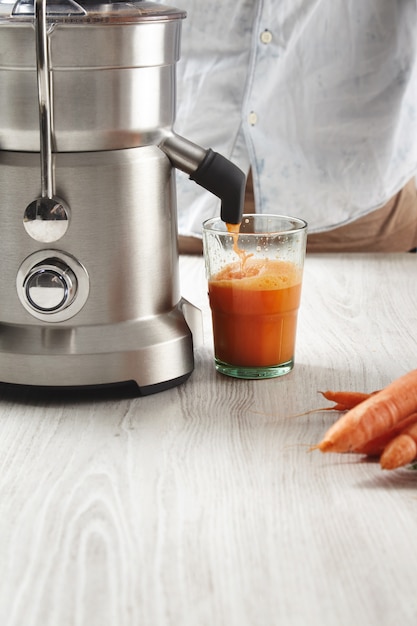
left=17, top=250, right=90, bottom=322
left=24, top=262, right=77, bottom=312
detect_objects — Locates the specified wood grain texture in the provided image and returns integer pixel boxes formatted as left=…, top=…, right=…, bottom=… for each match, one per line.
left=1, top=253, right=417, bottom=626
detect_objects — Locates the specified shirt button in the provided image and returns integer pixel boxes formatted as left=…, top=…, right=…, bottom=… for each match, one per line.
left=260, top=29, right=273, bottom=44
left=248, top=111, right=258, bottom=126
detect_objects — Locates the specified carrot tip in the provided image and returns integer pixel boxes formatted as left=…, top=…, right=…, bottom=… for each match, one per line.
left=320, top=441, right=335, bottom=452
left=380, top=461, right=398, bottom=470
left=288, top=407, right=341, bottom=418
left=310, top=440, right=332, bottom=453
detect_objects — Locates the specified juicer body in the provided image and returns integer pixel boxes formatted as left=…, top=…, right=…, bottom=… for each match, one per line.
left=0, top=146, right=199, bottom=393
left=0, top=0, right=245, bottom=394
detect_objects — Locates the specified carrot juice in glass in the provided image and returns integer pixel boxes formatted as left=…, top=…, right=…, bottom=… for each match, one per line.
left=202, top=214, right=307, bottom=379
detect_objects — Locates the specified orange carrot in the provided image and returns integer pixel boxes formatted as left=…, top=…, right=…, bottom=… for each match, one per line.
left=319, top=390, right=372, bottom=409
left=330, top=403, right=352, bottom=412
left=380, top=421, right=417, bottom=470
left=296, top=390, right=374, bottom=418
left=315, top=369, right=417, bottom=453
left=355, top=412, right=417, bottom=456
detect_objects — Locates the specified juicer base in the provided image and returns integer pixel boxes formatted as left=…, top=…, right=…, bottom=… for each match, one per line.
left=0, top=302, right=201, bottom=395
left=0, top=374, right=193, bottom=400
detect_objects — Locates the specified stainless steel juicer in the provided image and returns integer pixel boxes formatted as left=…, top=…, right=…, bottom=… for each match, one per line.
left=0, top=0, right=245, bottom=394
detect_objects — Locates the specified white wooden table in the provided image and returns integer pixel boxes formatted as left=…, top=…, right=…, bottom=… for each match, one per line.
left=1, top=253, right=417, bottom=626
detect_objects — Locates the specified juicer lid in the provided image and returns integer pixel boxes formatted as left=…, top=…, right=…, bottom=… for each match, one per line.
left=0, top=0, right=186, bottom=23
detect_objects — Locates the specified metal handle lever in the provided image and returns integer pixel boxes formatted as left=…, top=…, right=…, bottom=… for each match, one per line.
left=24, top=0, right=71, bottom=245
left=35, top=0, right=53, bottom=199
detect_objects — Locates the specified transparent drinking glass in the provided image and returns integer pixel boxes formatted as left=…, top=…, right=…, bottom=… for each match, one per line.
left=202, top=214, right=307, bottom=379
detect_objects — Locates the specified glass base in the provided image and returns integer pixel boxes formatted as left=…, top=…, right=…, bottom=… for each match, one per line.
left=214, top=358, right=294, bottom=379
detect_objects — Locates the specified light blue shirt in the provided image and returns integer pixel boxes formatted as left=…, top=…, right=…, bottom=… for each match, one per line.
left=163, top=0, right=417, bottom=237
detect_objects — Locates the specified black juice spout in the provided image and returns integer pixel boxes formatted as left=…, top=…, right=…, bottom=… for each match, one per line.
left=160, top=135, right=245, bottom=226
left=189, top=149, right=245, bottom=225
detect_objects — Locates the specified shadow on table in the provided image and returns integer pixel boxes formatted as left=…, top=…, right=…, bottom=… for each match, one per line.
left=357, top=466, right=417, bottom=489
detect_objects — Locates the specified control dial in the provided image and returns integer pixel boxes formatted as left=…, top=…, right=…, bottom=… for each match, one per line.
left=17, top=250, right=89, bottom=322
left=24, top=260, right=77, bottom=313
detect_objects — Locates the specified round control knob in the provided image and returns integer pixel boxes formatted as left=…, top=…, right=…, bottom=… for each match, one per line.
left=17, top=250, right=89, bottom=322
left=24, top=261, right=77, bottom=312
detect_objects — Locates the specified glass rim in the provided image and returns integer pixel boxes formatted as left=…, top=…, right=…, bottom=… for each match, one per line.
left=202, top=213, right=308, bottom=236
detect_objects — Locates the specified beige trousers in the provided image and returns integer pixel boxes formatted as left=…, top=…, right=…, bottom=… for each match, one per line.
left=307, top=178, right=417, bottom=253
